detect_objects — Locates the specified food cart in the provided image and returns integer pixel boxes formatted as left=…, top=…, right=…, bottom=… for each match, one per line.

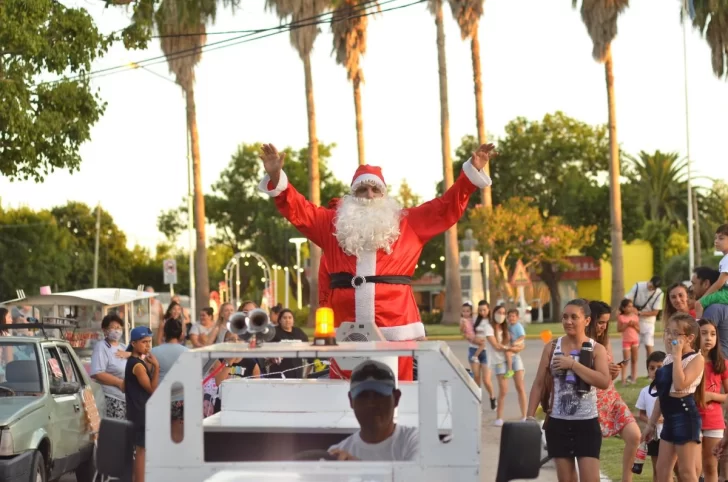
left=3, top=287, right=157, bottom=362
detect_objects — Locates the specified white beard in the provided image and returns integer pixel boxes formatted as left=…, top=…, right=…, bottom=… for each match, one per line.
left=333, top=195, right=403, bottom=257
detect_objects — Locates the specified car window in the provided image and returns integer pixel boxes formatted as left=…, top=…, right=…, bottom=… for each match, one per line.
left=57, top=346, right=80, bottom=384
left=0, top=342, right=42, bottom=395
left=44, top=347, right=67, bottom=384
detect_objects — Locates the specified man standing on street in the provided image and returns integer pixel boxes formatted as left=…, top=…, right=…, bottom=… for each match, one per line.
left=625, top=275, right=664, bottom=356
left=258, top=143, right=496, bottom=380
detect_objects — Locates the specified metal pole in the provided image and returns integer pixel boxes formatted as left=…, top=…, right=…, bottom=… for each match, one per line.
left=93, top=203, right=101, bottom=288
left=285, top=267, right=290, bottom=308
left=187, top=127, right=196, bottom=320
left=682, top=4, right=695, bottom=274
left=295, top=245, right=302, bottom=309
left=235, top=260, right=241, bottom=306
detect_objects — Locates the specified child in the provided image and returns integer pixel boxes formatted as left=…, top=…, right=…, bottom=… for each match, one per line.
left=698, top=319, right=728, bottom=482
left=125, top=326, right=159, bottom=482
left=636, top=350, right=666, bottom=481
left=464, top=301, right=486, bottom=364
left=504, top=309, right=525, bottom=379
left=617, top=299, right=640, bottom=384
left=695, top=224, right=728, bottom=318
left=643, top=313, right=705, bottom=482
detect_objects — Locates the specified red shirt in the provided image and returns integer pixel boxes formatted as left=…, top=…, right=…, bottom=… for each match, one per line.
left=698, top=362, right=728, bottom=430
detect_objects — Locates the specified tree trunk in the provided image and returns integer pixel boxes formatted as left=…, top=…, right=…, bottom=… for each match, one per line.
left=604, top=46, right=624, bottom=311
left=434, top=1, right=462, bottom=325
left=353, top=76, right=365, bottom=166
left=303, top=53, right=321, bottom=326
left=694, top=194, right=702, bottom=266
left=540, top=262, right=562, bottom=323
left=186, top=85, right=209, bottom=313
left=470, top=21, right=490, bottom=209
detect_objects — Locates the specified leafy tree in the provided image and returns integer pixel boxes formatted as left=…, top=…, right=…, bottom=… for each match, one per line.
left=158, top=142, right=348, bottom=302
left=690, top=1, right=728, bottom=80
left=467, top=197, right=597, bottom=321
left=396, top=180, right=422, bottom=208
left=0, top=0, right=111, bottom=181
left=51, top=202, right=133, bottom=289
left=0, top=207, right=74, bottom=300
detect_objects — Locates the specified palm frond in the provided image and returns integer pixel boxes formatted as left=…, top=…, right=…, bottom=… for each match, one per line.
left=331, top=0, right=372, bottom=83
left=690, top=0, right=728, bottom=79
left=573, top=0, right=629, bottom=62
left=448, top=0, right=484, bottom=39
left=156, top=0, right=208, bottom=90
left=266, top=0, right=330, bottom=59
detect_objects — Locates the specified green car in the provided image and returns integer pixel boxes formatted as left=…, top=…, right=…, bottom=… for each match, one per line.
left=0, top=336, right=106, bottom=482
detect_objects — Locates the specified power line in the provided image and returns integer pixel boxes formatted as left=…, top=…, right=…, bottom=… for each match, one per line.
left=40, top=0, right=423, bottom=86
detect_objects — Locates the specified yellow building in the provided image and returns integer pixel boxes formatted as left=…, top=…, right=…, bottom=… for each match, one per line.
left=576, top=240, right=654, bottom=301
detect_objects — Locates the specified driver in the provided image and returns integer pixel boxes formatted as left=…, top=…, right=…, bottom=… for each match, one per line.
left=327, top=360, right=419, bottom=461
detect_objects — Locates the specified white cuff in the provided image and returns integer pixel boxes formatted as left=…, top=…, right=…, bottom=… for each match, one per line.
left=379, top=322, right=426, bottom=341
left=258, top=170, right=289, bottom=197
left=462, top=158, right=492, bottom=189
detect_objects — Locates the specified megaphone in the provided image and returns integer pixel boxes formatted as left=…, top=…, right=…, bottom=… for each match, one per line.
left=228, top=309, right=277, bottom=344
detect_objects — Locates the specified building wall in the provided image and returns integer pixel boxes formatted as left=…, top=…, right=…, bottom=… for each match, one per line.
left=576, top=240, right=654, bottom=302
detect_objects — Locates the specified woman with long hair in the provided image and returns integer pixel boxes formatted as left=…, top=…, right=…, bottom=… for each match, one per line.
left=460, top=300, right=496, bottom=410
left=156, top=301, right=186, bottom=346
left=663, top=283, right=691, bottom=349
left=527, top=299, right=610, bottom=482
left=587, top=300, right=641, bottom=482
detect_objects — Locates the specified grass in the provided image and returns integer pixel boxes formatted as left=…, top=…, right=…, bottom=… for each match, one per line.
left=600, top=377, right=654, bottom=482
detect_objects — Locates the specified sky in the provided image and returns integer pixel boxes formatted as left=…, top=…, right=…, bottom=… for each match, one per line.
left=2, top=0, right=727, bottom=252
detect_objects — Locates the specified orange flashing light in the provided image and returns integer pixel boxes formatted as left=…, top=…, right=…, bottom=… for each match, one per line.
left=313, top=307, right=337, bottom=346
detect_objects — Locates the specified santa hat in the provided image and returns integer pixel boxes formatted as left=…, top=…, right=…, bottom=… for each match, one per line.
left=350, top=165, right=386, bottom=193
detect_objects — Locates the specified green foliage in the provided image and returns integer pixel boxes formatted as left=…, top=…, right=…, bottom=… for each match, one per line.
left=663, top=251, right=724, bottom=285
left=290, top=306, right=310, bottom=328
left=0, top=207, right=74, bottom=300
left=420, top=310, right=443, bottom=325
left=0, top=0, right=112, bottom=181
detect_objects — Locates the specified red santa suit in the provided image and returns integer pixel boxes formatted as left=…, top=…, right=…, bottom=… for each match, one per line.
left=259, top=160, right=491, bottom=380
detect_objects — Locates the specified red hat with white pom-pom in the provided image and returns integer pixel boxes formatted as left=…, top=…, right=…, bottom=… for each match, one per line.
left=350, top=165, right=386, bottom=193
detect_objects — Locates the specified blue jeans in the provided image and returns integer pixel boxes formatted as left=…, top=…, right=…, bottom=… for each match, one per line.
left=467, top=346, right=487, bottom=364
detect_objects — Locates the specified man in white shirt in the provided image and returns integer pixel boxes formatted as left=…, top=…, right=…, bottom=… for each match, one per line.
left=625, top=275, right=664, bottom=357
left=328, top=360, right=419, bottom=461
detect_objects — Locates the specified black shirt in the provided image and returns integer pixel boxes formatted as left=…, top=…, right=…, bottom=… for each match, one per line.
left=125, top=356, right=152, bottom=427
left=269, top=326, right=309, bottom=379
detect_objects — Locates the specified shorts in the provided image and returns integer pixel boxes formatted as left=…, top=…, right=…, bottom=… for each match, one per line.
left=660, top=395, right=702, bottom=445
left=622, top=339, right=639, bottom=349
left=700, top=287, right=728, bottom=309
left=133, top=424, right=145, bottom=448
left=639, top=322, right=655, bottom=347
left=647, top=439, right=660, bottom=457
left=468, top=346, right=488, bottom=365
left=545, top=417, right=601, bottom=459
left=171, top=400, right=184, bottom=421
left=703, top=429, right=724, bottom=438
left=104, top=395, right=126, bottom=420
left=493, top=354, right=523, bottom=376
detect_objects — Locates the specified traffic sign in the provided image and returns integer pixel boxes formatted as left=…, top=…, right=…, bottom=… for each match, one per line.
left=163, top=259, right=178, bottom=285
left=510, top=259, right=531, bottom=287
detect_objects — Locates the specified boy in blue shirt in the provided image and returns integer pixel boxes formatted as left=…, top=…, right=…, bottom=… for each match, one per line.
left=504, top=309, right=526, bottom=379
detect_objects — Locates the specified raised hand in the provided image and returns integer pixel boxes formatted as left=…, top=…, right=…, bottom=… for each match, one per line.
left=471, top=143, right=497, bottom=171
left=259, top=144, right=286, bottom=182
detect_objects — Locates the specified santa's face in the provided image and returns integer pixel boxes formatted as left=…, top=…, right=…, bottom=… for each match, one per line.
left=354, top=183, right=384, bottom=199
left=334, top=193, right=402, bottom=257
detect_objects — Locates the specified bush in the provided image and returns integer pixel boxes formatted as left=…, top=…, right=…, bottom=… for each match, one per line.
left=290, top=306, right=310, bottom=327
left=420, top=310, right=443, bottom=325
left=663, top=251, right=723, bottom=284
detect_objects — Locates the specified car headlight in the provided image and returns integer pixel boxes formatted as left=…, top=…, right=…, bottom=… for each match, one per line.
left=0, top=429, right=14, bottom=456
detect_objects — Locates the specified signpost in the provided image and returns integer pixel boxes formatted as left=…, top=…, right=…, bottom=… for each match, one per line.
left=163, top=259, right=178, bottom=295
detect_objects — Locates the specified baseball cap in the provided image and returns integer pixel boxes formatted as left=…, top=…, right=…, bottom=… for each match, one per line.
left=349, top=360, right=396, bottom=400
left=126, top=326, right=153, bottom=351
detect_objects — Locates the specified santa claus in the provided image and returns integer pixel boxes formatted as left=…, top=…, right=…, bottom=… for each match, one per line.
left=258, top=143, right=496, bottom=380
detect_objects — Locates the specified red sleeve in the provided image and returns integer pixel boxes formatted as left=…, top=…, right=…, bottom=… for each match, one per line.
left=262, top=172, right=334, bottom=249
left=318, top=255, right=331, bottom=307
left=406, top=163, right=488, bottom=243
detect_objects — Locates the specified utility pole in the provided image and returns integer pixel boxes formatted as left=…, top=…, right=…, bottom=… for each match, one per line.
left=93, top=203, right=101, bottom=288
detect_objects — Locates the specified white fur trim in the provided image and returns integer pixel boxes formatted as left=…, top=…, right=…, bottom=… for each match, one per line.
left=351, top=173, right=385, bottom=191
left=462, top=158, right=492, bottom=189
left=354, top=251, right=376, bottom=325
left=258, top=170, right=289, bottom=197
left=379, top=322, right=426, bottom=341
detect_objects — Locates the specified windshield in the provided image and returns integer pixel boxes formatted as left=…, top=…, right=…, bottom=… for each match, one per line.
left=0, top=342, right=42, bottom=396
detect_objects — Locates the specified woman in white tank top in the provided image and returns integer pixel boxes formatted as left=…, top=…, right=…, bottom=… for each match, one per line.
left=526, top=299, right=611, bottom=482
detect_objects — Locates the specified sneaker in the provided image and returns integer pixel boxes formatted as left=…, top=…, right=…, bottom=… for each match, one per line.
left=470, top=356, right=478, bottom=363
left=504, top=370, right=515, bottom=379
left=494, top=419, right=504, bottom=427
left=490, top=398, right=496, bottom=410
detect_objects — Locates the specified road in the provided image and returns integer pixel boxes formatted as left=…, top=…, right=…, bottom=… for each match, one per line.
left=62, top=337, right=637, bottom=481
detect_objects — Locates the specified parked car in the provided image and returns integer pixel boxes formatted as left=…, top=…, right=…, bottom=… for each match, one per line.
left=0, top=334, right=106, bottom=482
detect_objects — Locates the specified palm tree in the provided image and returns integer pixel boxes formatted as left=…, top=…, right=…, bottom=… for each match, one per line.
left=690, top=0, right=728, bottom=79
left=448, top=0, right=489, bottom=208
left=331, top=0, right=375, bottom=166
left=266, top=0, right=328, bottom=322
left=572, top=0, right=628, bottom=310
left=154, top=0, right=215, bottom=311
left=429, top=0, right=461, bottom=324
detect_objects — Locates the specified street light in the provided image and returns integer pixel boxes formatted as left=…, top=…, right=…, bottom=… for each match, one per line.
left=289, top=237, right=307, bottom=309
left=129, top=61, right=196, bottom=317
left=681, top=4, right=696, bottom=273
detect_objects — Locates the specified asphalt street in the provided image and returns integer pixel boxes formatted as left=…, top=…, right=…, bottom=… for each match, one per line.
left=61, top=337, right=639, bottom=481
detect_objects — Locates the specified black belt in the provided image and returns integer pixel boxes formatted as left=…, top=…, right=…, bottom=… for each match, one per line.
left=329, top=272, right=412, bottom=289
